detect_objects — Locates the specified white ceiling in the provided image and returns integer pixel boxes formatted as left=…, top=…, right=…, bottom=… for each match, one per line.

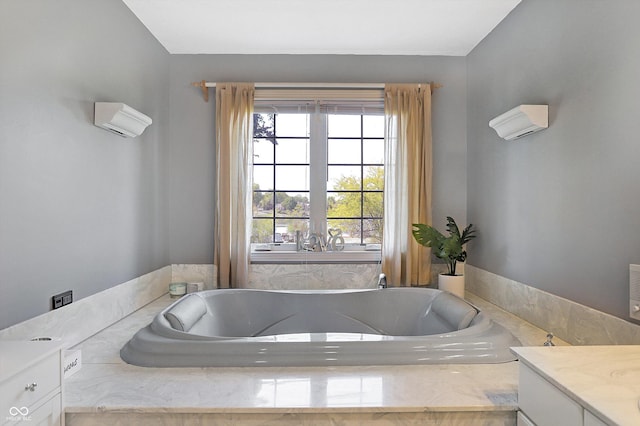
left=122, top=0, right=521, bottom=56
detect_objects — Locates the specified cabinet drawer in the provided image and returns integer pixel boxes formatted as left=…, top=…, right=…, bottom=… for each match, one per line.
left=8, top=393, right=62, bottom=426
left=1, top=351, right=61, bottom=420
left=519, top=364, right=583, bottom=426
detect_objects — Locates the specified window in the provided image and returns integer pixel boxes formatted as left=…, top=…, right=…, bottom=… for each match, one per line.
left=252, top=113, right=311, bottom=244
left=326, top=114, right=384, bottom=245
left=251, top=105, right=384, bottom=257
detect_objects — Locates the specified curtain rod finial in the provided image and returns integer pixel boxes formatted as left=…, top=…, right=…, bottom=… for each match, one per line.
left=191, top=80, right=209, bottom=102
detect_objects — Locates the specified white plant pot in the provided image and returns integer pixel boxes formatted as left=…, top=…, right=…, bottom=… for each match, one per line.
left=438, top=274, right=465, bottom=299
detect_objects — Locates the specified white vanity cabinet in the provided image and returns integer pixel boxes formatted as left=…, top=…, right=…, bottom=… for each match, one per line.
left=517, top=363, right=603, bottom=426
left=0, top=341, right=64, bottom=426
left=512, top=346, right=640, bottom=426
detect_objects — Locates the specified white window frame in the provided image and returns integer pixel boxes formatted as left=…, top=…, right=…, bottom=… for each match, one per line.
left=250, top=89, right=384, bottom=264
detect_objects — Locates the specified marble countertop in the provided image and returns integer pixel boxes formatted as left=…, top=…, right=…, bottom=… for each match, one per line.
left=512, top=346, right=640, bottom=426
left=64, top=292, right=563, bottom=415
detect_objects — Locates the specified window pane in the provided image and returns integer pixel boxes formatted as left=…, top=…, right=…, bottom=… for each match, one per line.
left=363, top=192, right=383, bottom=218
left=327, top=192, right=361, bottom=218
left=275, top=192, right=309, bottom=218
left=275, top=165, right=309, bottom=191
left=363, top=166, right=384, bottom=190
left=252, top=218, right=274, bottom=243
left=253, top=191, right=274, bottom=217
left=363, top=219, right=383, bottom=243
left=327, top=166, right=361, bottom=190
left=276, top=219, right=309, bottom=242
left=363, top=115, right=384, bottom=138
left=328, top=139, right=361, bottom=164
left=254, top=138, right=275, bottom=163
left=253, top=165, right=273, bottom=191
left=328, top=115, right=361, bottom=138
left=254, top=114, right=275, bottom=139
left=327, top=219, right=361, bottom=244
left=275, top=138, right=310, bottom=164
left=362, top=139, right=384, bottom=164
left=276, top=114, right=309, bottom=137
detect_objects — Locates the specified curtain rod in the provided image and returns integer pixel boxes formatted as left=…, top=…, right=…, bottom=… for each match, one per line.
left=190, top=80, right=442, bottom=102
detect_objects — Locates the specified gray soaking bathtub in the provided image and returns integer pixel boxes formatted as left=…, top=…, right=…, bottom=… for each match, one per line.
left=120, top=288, right=521, bottom=367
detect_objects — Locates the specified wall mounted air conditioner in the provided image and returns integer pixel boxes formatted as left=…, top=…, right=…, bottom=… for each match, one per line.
left=489, top=105, right=548, bottom=141
left=94, top=102, right=152, bottom=138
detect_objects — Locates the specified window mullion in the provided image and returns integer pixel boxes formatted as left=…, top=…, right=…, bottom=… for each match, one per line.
left=309, top=111, right=327, bottom=236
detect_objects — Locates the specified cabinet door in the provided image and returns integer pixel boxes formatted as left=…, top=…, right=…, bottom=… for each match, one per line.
left=519, top=365, right=583, bottom=426
left=14, top=394, right=61, bottom=426
left=584, top=409, right=607, bottom=426
left=517, top=411, right=536, bottom=426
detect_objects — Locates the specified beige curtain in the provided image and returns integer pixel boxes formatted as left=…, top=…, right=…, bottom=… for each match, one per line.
left=214, top=83, right=255, bottom=288
left=382, top=84, right=433, bottom=286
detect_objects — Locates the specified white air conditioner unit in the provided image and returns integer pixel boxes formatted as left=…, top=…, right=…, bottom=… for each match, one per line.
left=489, top=105, right=548, bottom=141
left=94, top=102, right=152, bottom=138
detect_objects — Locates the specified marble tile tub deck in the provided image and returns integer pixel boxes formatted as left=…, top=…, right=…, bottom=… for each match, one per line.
left=64, top=292, right=567, bottom=426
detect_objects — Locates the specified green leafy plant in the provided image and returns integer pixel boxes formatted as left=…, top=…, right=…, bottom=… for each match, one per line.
left=412, top=217, right=476, bottom=276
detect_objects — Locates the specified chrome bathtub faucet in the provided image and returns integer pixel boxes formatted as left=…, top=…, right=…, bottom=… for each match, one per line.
left=377, top=273, right=387, bottom=289
left=543, top=333, right=555, bottom=346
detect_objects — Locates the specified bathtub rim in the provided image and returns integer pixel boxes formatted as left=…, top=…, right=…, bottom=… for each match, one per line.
left=120, top=287, right=522, bottom=367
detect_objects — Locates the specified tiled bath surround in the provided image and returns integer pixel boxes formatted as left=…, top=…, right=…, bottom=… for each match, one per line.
left=5, top=262, right=637, bottom=348
left=466, top=265, right=640, bottom=345
left=64, top=293, right=523, bottom=426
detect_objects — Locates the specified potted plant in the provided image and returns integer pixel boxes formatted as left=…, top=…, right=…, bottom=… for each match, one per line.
left=412, top=216, right=476, bottom=298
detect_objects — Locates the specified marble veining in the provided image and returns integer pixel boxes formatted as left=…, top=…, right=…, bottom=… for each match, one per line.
left=66, top=411, right=516, bottom=426
left=172, top=262, right=448, bottom=291
left=466, top=265, right=640, bottom=345
left=66, top=362, right=519, bottom=413
left=247, top=263, right=381, bottom=289
left=247, top=262, right=449, bottom=290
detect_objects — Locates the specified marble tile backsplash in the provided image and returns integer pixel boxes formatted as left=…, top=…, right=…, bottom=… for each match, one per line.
left=247, top=263, right=382, bottom=289
left=247, top=263, right=447, bottom=290
left=466, top=265, right=640, bottom=345
left=171, top=264, right=216, bottom=290
left=0, top=266, right=171, bottom=347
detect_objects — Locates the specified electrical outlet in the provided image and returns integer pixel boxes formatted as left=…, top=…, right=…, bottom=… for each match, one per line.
left=52, top=290, right=73, bottom=310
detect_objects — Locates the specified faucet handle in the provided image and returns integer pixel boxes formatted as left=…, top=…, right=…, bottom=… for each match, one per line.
left=377, top=273, right=387, bottom=289
left=543, top=333, right=555, bottom=346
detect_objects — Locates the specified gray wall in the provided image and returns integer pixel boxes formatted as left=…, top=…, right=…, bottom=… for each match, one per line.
left=0, top=0, right=170, bottom=329
left=167, top=55, right=468, bottom=264
left=467, top=0, right=640, bottom=321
